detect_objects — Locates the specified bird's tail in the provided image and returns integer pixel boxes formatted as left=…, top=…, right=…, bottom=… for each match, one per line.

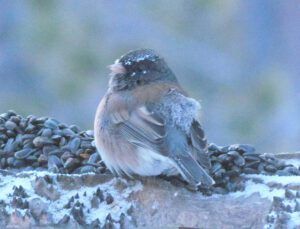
left=172, top=153, right=215, bottom=187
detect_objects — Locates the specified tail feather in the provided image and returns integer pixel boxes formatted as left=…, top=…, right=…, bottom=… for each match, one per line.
left=172, top=153, right=215, bottom=187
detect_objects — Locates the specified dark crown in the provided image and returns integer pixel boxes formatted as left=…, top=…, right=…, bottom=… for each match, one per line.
left=117, top=49, right=160, bottom=67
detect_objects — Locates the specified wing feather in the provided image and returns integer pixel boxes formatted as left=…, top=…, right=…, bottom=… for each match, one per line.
left=109, top=92, right=212, bottom=185
left=189, top=120, right=211, bottom=170
left=110, top=105, right=167, bottom=154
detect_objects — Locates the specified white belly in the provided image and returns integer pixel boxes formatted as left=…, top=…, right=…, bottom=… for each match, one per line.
left=98, top=143, right=178, bottom=177
left=132, top=147, right=178, bottom=176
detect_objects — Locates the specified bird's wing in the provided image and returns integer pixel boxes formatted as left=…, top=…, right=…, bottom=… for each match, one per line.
left=109, top=92, right=214, bottom=186
left=189, top=120, right=211, bottom=170
left=110, top=105, right=167, bottom=154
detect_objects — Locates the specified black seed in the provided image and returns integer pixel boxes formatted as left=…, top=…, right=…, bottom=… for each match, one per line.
left=91, top=195, right=100, bottom=208
left=212, top=187, right=228, bottom=195
left=58, top=214, right=70, bottom=224
left=264, top=164, right=277, bottom=173
left=64, top=158, right=80, bottom=171
left=285, top=189, right=295, bottom=199
left=233, top=155, right=245, bottom=167
left=208, top=143, right=221, bottom=152
left=69, top=137, right=81, bottom=153
left=41, top=128, right=52, bottom=137
left=96, top=188, right=104, bottom=201
left=242, top=168, right=258, bottom=174
left=6, top=130, right=16, bottom=138
left=13, top=159, right=26, bottom=168
left=266, top=214, right=275, bottom=223
left=69, top=125, right=80, bottom=133
left=229, top=144, right=255, bottom=154
left=244, top=155, right=260, bottom=162
left=295, top=201, right=300, bottom=212
left=71, top=204, right=85, bottom=225
left=225, top=169, right=239, bottom=177
left=5, top=120, right=17, bottom=131
left=284, top=166, right=300, bottom=175
left=4, top=138, right=17, bottom=153
left=213, top=168, right=225, bottom=178
left=44, top=119, right=59, bottom=129
left=245, top=161, right=260, bottom=169
left=25, top=123, right=36, bottom=132
left=33, top=136, right=54, bottom=148
left=80, top=165, right=96, bottom=173
left=273, top=196, right=284, bottom=210
left=217, top=154, right=231, bottom=164
left=106, top=194, right=114, bottom=204
left=48, top=155, right=63, bottom=168
left=119, top=213, right=126, bottom=229
left=62, top=128, right=75, bottom=137
left=7, top=157, right=14, bottom=166
left=90, top=218, right=100, bottom=228
left=277, top=212, right=290, bottom=224
left=227, top=150, right=240, bottom=158
left=211, top=163, right=222, bottom=174
left=14, top=148, right=34, bottom=159
left=51, top=135, right=61, bottom=141
left=104, top=213, right=114, bottom=229
left=13, top=186, right=29, bottom=198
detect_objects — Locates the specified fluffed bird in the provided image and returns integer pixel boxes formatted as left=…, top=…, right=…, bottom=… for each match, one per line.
left=94, top=49, right=214, bottom=189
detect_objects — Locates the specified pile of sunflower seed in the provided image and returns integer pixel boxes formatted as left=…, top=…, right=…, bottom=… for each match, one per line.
left=0, top=110, right=299, bottom=194
left=0, top=110, right=104, bottom=174
left=208, top=143, right=300, bottom=194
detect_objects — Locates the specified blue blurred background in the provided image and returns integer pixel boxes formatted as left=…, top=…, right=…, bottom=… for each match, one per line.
left=1, top=0, right=300, bottom=153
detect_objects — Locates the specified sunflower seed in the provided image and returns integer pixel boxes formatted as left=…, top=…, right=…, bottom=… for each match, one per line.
left=15, top=148, right=34, bottom=159
left=64, top=158, right=80, bottom=171
left=33, top=136, right=54, bottom=148
left=233, top=155, right=245, bottom=167
left=44, top=119, right=59, bottom=129
left=5, top=120, right=17, bottom=131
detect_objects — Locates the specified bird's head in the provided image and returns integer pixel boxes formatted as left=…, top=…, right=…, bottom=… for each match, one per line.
left=108, top=49, right=177, bottom=91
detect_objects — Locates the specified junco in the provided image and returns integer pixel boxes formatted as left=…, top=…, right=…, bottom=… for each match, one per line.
left=94, top=49, right=214, bottom=188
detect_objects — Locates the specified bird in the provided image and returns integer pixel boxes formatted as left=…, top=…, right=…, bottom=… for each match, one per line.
left=94, top=49, right=214, bottom=189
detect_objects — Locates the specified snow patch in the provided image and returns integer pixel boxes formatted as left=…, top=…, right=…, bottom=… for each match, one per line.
left=230, top=180, right=285, bottom=200
left=248, top=174, right=300, bottom=186
left=0, top=171, right=143, bottom=225
left=228, top=174, right=300, bottom=228
left=289, top=212, right=300, bottom=228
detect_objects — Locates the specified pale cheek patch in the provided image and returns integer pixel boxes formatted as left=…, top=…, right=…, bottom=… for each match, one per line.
left=108, top=62, right=127, bottom=76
